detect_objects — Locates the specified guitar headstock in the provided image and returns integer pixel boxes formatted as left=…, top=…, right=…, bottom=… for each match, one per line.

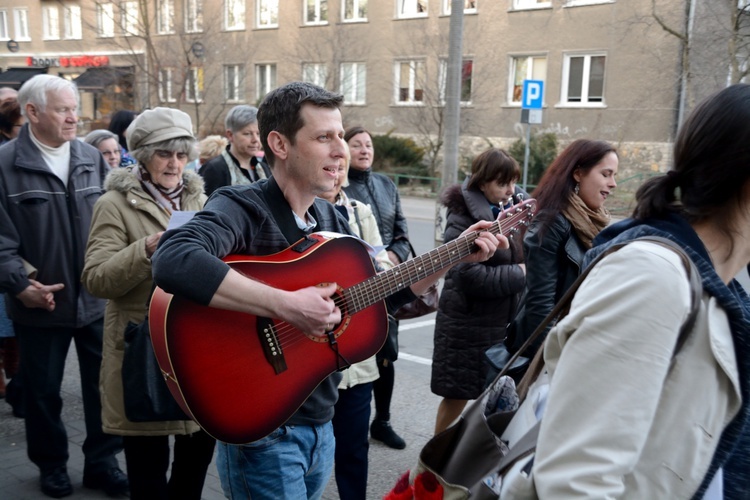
left=496, top=198, right=536, bottom=239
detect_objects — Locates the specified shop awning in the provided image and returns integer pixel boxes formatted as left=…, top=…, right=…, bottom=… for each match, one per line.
left=0, top=67, right=49, bottom=89
left=73, top=67, right=134, bottom=91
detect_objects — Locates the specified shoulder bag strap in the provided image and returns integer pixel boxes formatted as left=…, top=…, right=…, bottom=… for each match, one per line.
left=494, top=236, right=702, bottom=474
left=495, top=236, right=702, bottom=381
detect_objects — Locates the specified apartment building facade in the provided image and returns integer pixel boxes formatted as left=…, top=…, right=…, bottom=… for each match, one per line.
left=0, top=0, right=744, bottom=177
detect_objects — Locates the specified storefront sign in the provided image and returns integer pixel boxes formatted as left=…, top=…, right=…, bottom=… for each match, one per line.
left=26, top=55, right=110, bottom=68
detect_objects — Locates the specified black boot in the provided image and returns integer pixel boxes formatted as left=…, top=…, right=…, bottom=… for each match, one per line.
left=370, top=419, right=406, bottom=450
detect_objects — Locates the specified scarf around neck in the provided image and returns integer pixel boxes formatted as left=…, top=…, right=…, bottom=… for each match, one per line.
left=562, top=193, right=610, bottom=248
left=136, top=163, right=183, bottom=213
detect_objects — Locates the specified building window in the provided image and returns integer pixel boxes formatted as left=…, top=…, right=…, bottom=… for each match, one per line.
left=305, top=0, right=328, bottom=25
left=0, top=11, right=8, bottom=41
left=186, top=0, right=203, bottom=32
left=443, top=0, right=476, bottom=14
left=395, top=60, right=425, bottom=104
left=225, top=0, right=245, bottom=30
left=509, top=55, right=547, bottom=104
left=256, top=63, right=277, bottom=101
left=157, top=0, right=175, bottom=34
left=121, top=1, right=139, bottom=36
left=185, top=67, right=203, bottom=103
left=562, top=53, right=606, bottom=105
left=159, top=68, right=176, bottom=103
left=258, top=0, right=279, bottom=28
left=343, top=0, right=367, bottom=21
left=63, top=5, right=82, bottom=40
left=302, top=63, right=328, bottom=88
left=225, top=64, right=245, bottom=102
left=340, top=62, right=366, bottom=105
left=398, top=0, right=428, bottom=18
left=513, top=0, right=551, bottom=9
left=42, top=6, right=60, bottom=40
left=97, top=4, right=115, bottom=38
left=439, top=58, right=473, bottom=104
left=13, top=8, right=30, bottom=41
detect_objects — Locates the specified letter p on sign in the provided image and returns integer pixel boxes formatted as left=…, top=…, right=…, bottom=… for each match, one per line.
left=522, top=80, right=544, bottom=110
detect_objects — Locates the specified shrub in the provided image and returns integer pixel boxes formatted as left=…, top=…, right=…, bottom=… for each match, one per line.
left=372, top=133, right=426, bottom=176
left=508, top=132, right=558, bottom=186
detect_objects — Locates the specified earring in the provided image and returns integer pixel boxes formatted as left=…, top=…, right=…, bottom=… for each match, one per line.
left=574, top=183, right=580, bottom=195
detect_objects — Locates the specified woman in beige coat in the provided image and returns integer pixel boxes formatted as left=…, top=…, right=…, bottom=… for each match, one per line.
left=82, top=108, right=214, bottom=500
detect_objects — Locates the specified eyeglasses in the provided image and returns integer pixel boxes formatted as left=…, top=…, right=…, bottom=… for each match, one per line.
left=155, top=150, right=189, bottom=161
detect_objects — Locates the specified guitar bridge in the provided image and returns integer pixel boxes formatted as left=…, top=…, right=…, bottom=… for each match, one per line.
left=256, top=317, right=287, bottom=374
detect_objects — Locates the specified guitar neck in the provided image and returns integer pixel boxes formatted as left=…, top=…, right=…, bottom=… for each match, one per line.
left=344, top=200, right=533, bottom=314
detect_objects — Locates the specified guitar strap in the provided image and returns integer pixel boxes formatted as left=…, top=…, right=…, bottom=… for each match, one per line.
left=260, top=176, right=319, bottom=246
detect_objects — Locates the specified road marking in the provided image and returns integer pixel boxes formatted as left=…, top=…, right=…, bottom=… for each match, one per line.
left=399, top=352, right=432, bottom=366
left=397, top=319, right=435, bottom=365
left=398, top=319, right=435, bottom=331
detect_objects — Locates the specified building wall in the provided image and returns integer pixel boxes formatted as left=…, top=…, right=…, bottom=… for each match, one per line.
left=0, top=0, right=739, bottom=178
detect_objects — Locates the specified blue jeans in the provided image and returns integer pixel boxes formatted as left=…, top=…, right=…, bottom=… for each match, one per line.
left=217, top=422, right=335, bottom=499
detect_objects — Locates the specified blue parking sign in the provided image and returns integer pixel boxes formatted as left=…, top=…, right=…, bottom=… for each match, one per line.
left=522, top=80, right=544, bottom=109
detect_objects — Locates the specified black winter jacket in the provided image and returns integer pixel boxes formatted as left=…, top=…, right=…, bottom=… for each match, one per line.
left=431, top=180, right=525, bottom=400
left=344, top=168, right=410, bottom=264
left=505, top=211, right=586, bottom=356
left=199, top=147, right=271, bottom=197
left=0, top=124, right=107, bottom=328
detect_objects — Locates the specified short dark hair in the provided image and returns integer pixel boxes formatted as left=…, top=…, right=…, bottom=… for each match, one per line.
left=0, top=99, right=21, bottom=137
left=257, top=82, right=343, bottom=168
left=107, top=109, right=138, bottom=151
left=634, top=84, right=750, bottom=253
left=467, top=148, right=520, bottom=191
left=344, top=125, right=371, bottom=143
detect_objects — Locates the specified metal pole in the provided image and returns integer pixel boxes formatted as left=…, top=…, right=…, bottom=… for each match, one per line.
left=522, top=123, right=531, bottom=191
left=436, top=0, right=465, bottom=244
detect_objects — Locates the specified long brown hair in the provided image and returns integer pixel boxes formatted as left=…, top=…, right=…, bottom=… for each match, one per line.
left=532, top=139, right=617, bottom=232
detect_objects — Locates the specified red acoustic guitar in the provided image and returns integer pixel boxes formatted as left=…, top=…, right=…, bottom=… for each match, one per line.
left=149, top=198, right=535, bottom=444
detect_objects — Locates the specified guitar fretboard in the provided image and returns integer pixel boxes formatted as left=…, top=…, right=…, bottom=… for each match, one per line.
left=343, top=200, right=534, bottom=314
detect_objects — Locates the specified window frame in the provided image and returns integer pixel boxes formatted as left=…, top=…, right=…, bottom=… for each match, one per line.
left=304, top=0, right=328, bottom=25
left=0, top=10, right=8, bottom=41
left=257, top=0, right=279, bottom=29
left=442, top=0, right=477, bottom=15
left=96, top=3, right=115, bottom=38
left=224, top=64, right=245, bottom=102
left=340, top=62, right=367, bottom=105
left=394, top=59, right=426, bottom=105
left=156, top=0, right=175, bottom=35
left=224, top=0, right=245, bottom=31
left=120, top=1, right=139, bottom=36
left=302, top=63, right=329, bottom=88
left=397, top=0, right=428, bottom=19
left=42, top=5, right=60, bottom=41
left=158, top=68, right=177, bottom=103
left=439, top=57, right=473, bottom=105
left=184, top=67, right=204, bottom=104
left=63, top=5, right=82, bottom=40
left=342, top=0, right=367, bottom=22
left=508, top=54, right=547, bottom=105
left=256, top=63, right=277, bottom=101
left=13, top=8, right=31, bottom=41
left=512, top=0, right=551, bottom=10
left=185, top=0, right=204, bottom=33
left=560, top=52, right=607, bottom=107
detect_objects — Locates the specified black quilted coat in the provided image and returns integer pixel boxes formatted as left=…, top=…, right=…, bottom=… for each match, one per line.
left=430, top=180, right=526, bottom=400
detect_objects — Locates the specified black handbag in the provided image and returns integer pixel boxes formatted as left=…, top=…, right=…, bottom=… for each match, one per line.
left=377, top=313, right=400, bottom=363
left=122, top=317, right=189, bottom=422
